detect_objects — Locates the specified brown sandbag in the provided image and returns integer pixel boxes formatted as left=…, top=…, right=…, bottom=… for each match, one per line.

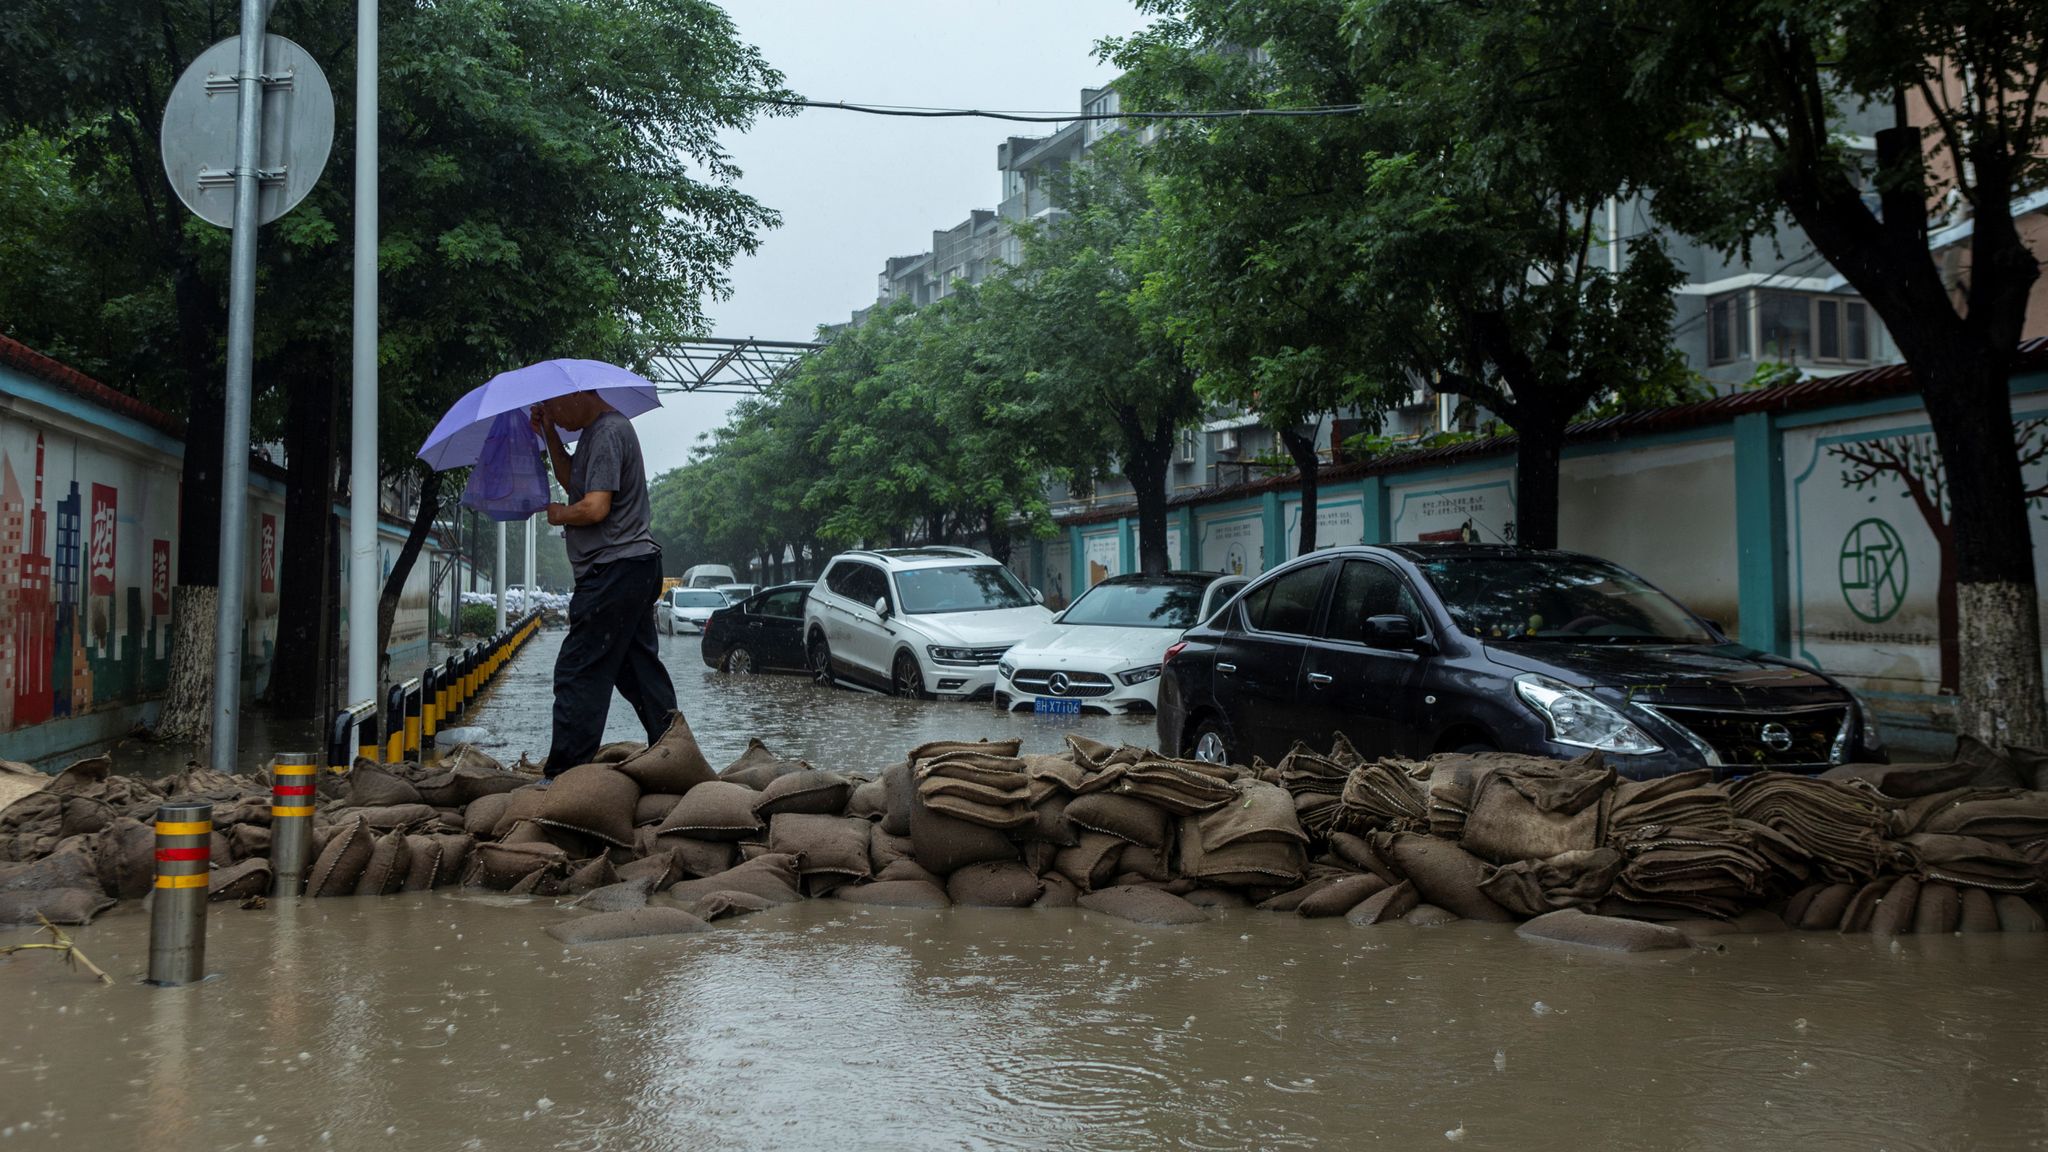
left=431, top=834, right=475, bottom=888
left=665, top=853, right=802, bottom=905
left=563, top=855, right=621, bottom=896
left=618, top=852, right=679, bottom=891
left=1077, top=885, right=1208, bottom=926
left=469, top=841, right=569, bottom=890
left=209, top=858, right=272, bottom=901
left=868, top=825, right=915, bottom=874
left=1670, top=909, right=1789, bottom=939
left=658, top=834, right=736, bottom=879
left=595, top=740, right=646, bottom=764
left=1030, top=794, right=1077, bottom=847
left=1836, top=879, right=1891, bottom=932
left=401, top=835, right=443, bottom=891
left=945, top=861, right=1043, bottom=908
left=308, top=817, right=375, bottom=896
left=753, top=770, right=854, bottom=819
left=546, top=907, right=712, bottom=945
left=347, top=764, right=422, bottom=807
left=1256, top=878, right=1338, bottom=913
left=229, top=823, right=272, bottom=862
left=1347, top=880, right=1420, bottom=926
left=910, top=793, right=1018, bottom=876
left=1051, top=831, right=1124, bottom=892
left=0, top=887, right=116, bottom=925
left=1782, top=883, right=1827, bottom=928
left=464, top=793, right=514, bottom=838
left=1958, top=888, right=2000, bottom=932
left=1382, top=834, right=1517, bottom=922
left=687, top=890, right=777, bottom=921
left=534, top=763, right=641, bottom=847
left=768, top=813, right=872, bottom=881
left=611, top=712, right=717, bottom=795
left=835, top=879, right=950, bottom=908
left=1116, top=842, right=1172, bottom=883
left=570, top=875, right=657, bottom=914
left=1796, top=883, right=1855, bottom=930
left=656, top=781, right=764, bottom=842
left=1298, top=874, right=1389, bottom=918
left=879, top=760, right=914, bottom=837
left=847, top=779, right=888, bottom=821
left=1518, top=908, right=1690, bottom=952
left=1063, top=792, right=1171, bottom=851
left=1478, top=848, right=1626, bottom=918
left=1866, top=876, right=1921, bottom=936
left=1328, top=832, right=1402, bottom=886
left=635, top=793, right=683, bottom=827
left=333, top=803, right=438, bottom=831
left=94, top=817, right=157, bottom=899
left=1912, top=883, right=1960, bottom=934
left=1184, top=887, right=1251, bottom=909
left=354, top=828, right=415, bottom=896
left=1034, top=872, right=1080, bottom=908
left=1403, top=903, right=1461, bottom=927
left=1995, top=894, right=2045, bottom=933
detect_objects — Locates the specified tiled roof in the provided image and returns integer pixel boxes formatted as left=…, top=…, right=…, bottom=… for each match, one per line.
left=1056, top=339, right=2048, bottom=526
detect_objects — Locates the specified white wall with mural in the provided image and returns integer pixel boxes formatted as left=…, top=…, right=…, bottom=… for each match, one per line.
left=1197, top=509, right=1265, bottom=576
left=1388, top=470, right=1517, bottom=544
left=1559, top=439, right=1741, bottom=630
left=1042, top=537, right=1072, bottom=609
left=1283, top=493, right=1365, bottom=556
left=1082, top=528, right=1122, bottom=587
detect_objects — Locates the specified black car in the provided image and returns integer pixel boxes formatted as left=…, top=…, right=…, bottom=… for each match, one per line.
left=1157, top=544, right=1885, bottom=779
left=701, top=582, right=812, bottom=674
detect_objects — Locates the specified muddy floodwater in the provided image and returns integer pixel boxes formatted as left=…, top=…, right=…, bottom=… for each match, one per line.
left=4, top=894, right=2046, bottom=1150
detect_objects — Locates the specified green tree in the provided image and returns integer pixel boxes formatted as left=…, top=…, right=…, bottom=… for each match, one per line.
left=1604, top=0, right=2048, bottom=745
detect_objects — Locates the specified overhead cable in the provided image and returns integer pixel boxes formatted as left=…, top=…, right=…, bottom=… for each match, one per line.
left=754, top=97, right=1366, bottom=123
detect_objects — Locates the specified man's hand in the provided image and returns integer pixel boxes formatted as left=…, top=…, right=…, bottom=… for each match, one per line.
left=544, top=501, right=570, bottom=527
left=546, top=491, right=613, bottom=527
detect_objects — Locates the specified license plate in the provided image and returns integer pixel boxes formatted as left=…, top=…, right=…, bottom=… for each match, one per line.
left=1033, top=697, right=1081, bottom=716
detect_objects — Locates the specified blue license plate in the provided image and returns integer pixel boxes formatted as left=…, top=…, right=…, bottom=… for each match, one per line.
left=1033, top=697, right=1081, bottom=716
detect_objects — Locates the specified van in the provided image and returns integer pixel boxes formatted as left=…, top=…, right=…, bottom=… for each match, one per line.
left=682, top=563, right=737, bottom=590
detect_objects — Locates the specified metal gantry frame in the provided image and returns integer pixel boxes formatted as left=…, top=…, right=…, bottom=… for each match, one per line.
left=644, top=336, right=822, bottom=395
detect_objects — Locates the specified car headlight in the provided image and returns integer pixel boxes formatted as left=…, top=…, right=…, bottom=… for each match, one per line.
left=1117, top=664, right=1162, bottom=686
left=1851, top=690, right=1883, bottom=752
left=997, top=661, right=1016, bottom=680
left=927, top=645, right=978, bottom=665
left=1513, top=674, right=1661, bottom=755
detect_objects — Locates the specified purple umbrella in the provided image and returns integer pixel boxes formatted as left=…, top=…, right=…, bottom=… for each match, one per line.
left=415, top=358, right=663, bottom=471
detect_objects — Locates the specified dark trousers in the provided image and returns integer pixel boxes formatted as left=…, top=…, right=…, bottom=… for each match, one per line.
left=543, top=553, right=676, bottom=777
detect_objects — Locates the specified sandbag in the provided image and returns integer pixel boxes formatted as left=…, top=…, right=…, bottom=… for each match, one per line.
left=656, top=782, right=764, bottom=842
left=1668, top=909, right=1788, bottom=939
left=571, top=874, right=657, bottom=912
left=1517, top=909, right=1690, bottom=952
left=1912, top=883, right=1961, bottom=934
left=879, top=761, right=914, bottom=837
left=1077, top=885, right=1208, bottom=925
left=595, top=740, right=646, bottom=764
left=354, top=828, right=414, bottom=896
left=229, top=823, right=272, bottom=862
left=614, top=713, right=718, bottom=794
left=1836, top=879, right=1891, bottom=932
left=0, top=887, right=115, bottom=925
left=1051, top=831, right=1125, bottom=892
left=1034, top=873, right=1080, bottom=908
left=431, top=834, right=475, bottom=888
left=400, top=836, right=443, bottom=891
left=1184, top=888, right=1251, bottom=909
left=562, top=855, right=621, bottom=896
left=546, top=907, right=713, bottom=945
left=94, top=817, right=156, bottom=899
left=945, top=861, right=1043, bottom=908
left=635, top=794, right=683, bottom=827
left=868, top=825, right=915, bottom=874
left=534, top=763, right=641, bottom=847
left=329, top=803, right=437, bottom=831
left=209, top=858, right=272, bottom=901
left=464, top=793, right=514, bottom=839
left=1781, top=883, right=1827, bottom=928
left=1347, top=880, right=1419, bottom=926
left=1297, top=874, right=1388, bottom=918
left=687, top=890, right=777, bottom=921
left=910, top=793, right=1017, bottom=875
left=753, top=771, right=854, bottom=819
left=658, top=834, right=736, bottom=879
left=308, top=817, right=374, bottom=896
left=1116, top=842, right=1172, bottom=883
left=469, top=841, right=569, bottom=890
left=1958, top=887, right=2001, bottom=932
left=1994, top=894, right=2045, bottom=933
left=768, top=814, right=872, bottom=881
left=347, top=764, right=422, bottom=808
left=1064, top=792, right=1171, bottom=851
left=618, top=852, right=679, bottom=891
left=847, top=779, right=888, bottom=821
left=1796, top=883, right=1854, bottom=930
left=1865, top=876, right=1920, bottom=936
left=1382, top=833, right=1517, bottom=922
left=1328, top=832, right=1402, bottom=886
left=1257, top=878, right=1337, bottom=913
left=834, top=880, right=950, bottom=908
left=1458, top=755, right=1611, bottom=864
left=1403, top=903, right=1461, bottom=927
left=1478, top=848, right=1625, bottom=918
left=665, top=853, right=802, bottom=905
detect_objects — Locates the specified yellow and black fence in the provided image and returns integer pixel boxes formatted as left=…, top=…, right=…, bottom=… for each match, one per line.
left=325, top=610, right=545, bottom=771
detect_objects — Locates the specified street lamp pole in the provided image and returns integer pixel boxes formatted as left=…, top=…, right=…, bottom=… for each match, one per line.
left=345, top=0, right=379, bottom=717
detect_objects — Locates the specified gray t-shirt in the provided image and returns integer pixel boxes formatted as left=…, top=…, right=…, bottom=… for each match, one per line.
left=564, top=410, right=658, bottom=580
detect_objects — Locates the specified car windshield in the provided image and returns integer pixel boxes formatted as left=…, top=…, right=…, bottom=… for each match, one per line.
left=1416, top=556, right=1713, bottom=645
left=673, top=590, right=726, bottom=608
left=1059, top=581, right=1207, bottom=628
left=894, top=564, right=1033, bottom=615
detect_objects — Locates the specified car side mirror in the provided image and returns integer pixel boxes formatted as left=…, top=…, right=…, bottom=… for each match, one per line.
left=1031, top=587, right=1045, bottom=605
left=1365, top=614, right=1420, bottom=650
left=872, top=595, right=890, bottom=619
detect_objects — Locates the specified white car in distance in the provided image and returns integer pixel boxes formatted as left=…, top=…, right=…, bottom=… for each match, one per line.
left=803, top=547, right=1053, bottom=700
left=664, top=587, right=730, bottom=635
left=997, top=571, right=1249, bottom=715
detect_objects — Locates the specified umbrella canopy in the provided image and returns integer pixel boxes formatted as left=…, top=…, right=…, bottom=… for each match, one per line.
left=416, top=358, right=662, bottom=471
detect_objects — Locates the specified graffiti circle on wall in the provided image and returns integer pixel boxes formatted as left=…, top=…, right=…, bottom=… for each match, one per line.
left=1838, top=517, right=1908, bottom=623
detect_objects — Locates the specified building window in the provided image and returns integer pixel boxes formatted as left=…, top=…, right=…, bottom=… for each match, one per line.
left=1212, top=428, right=1239, bottom=456
left=1815, top=297, right=1871, bottom=363
left=1180, top=428, right=1196, bottom=464
left=1708, top=293, right=1750, bottom=365
left=1756, top=290, right=1813, bottom=362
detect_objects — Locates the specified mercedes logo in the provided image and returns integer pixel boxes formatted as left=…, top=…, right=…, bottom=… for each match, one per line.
left=1759, top=722, right=1794, bottom=753
left=1047, top=672, right=1071, bottom=696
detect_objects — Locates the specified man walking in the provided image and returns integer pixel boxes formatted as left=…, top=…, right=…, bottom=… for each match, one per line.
left=531, top=391, right=676, bottom=779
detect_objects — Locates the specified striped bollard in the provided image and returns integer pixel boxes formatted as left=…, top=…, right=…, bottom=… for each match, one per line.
left=148, top=801, right=213, bottom=986
left=270, top=754, right=318, bottom=896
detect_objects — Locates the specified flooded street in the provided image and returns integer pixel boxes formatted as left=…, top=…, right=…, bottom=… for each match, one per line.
left=8, top=628, right=2048, bottom=1151
left=2, top=891, right=2044, bottom=1149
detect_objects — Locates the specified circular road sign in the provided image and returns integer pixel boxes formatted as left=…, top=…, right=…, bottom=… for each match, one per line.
left=160, top=34, right=334, bottom=228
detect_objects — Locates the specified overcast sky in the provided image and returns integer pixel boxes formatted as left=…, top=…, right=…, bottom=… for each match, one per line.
left=632, top=0, right=1150, bottom=477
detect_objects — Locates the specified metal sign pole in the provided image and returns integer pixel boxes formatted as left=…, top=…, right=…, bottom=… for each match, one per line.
left=525, top=511, right=537, bottom=611
left=208, top=0, right=271, bottom=774
left=346, top=0, right=380, bottom=716
left=494, top=520, right=507, bottom=632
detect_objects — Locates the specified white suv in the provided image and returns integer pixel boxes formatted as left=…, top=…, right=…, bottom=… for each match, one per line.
left=804, top=547, right=1053, bottom=700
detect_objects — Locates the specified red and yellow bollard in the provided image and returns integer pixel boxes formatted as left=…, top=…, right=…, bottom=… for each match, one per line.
left=148, top=801, right=212, bottom=985
left=270, top=754, right=317, bottom=896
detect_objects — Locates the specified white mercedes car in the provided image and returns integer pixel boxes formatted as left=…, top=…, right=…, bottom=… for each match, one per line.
left=996, top=571, right=1249, bottom=715
left=664, top=587, right=730, bottom=635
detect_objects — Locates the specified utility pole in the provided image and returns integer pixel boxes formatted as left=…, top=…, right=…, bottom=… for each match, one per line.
left=494, top=521, right=507, bottom=631
left=346, top=0, right=380, bottom=716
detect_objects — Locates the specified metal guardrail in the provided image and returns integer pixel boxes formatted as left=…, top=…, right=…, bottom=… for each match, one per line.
left=326, top=609, right=543, bottom=771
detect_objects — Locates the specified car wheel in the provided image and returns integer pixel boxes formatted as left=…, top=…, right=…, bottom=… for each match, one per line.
left=892, top=651, right=928, bottom=700
left=724, top=647, right=757, bottom=676
left=1454, top=740, right=1497, bottom=754
left=1189, top=717, right=1233, bottom=766
left=808, top=633, right=834, bottom=686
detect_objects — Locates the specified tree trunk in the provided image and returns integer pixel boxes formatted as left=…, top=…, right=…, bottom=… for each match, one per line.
left=1119, top=412, right=1177, bottom=575
left=378, top=473, right=442, bottom=681
left=982, top=506, right=1012, bottom=565
left=1280, top=424, right=1322, bottom=556
left=1512, top=415, right=1568, bottom=550
left=269, top=368, right=342, bottom=718
left=152, top=266, right=228, bottom=742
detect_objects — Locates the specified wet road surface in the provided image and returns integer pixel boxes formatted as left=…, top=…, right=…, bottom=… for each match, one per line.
left=4, top=894, right=2046, bottom=1150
